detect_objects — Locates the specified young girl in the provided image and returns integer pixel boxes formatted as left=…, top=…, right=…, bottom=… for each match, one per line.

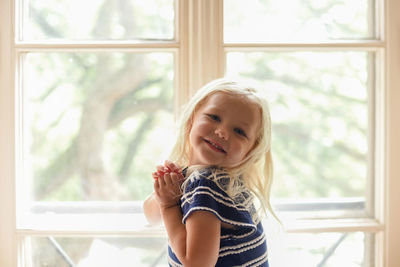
left=143, top=78, right=275, bottom=267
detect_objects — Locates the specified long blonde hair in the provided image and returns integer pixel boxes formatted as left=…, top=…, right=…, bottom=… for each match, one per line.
left=169, top=78, right=276, bottom=219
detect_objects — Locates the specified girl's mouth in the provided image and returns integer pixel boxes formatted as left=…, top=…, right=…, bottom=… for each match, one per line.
left=204, top=139, right=226, bottom=154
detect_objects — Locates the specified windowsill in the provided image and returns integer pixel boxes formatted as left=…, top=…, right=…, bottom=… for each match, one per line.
left=16, top=213, right=383, bottom=237
left=15, top=200, right=384, bottom=236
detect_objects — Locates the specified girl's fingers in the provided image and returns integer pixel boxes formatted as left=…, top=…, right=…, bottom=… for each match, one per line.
left=170, top=172, right=183, bottom=184
left=156, top=165, right=166, bottom=173
left=153, top=178, right=160, bottom=190
left=163, top=172, right=173, bottom=185
left=164, top=160, right=181, bottom=173
left=158, top=175, right=166, bottom=187
left=156, top=164, right=172, bottom=177
left=152, top=172, right=159, bottom=180
left=164, top=160, right=174, bottom=171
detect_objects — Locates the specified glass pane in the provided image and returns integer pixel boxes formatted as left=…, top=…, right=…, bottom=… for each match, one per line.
left=226, top=52, right=370, bottom=216
left=224, top=0, right=373, bottom=42
left=27, top=236, right=168, bottom=267
left=23, top=0, right=175, bottom=41
left=267, top=232, right=373, bottom=267
left=22, top=52, right=174, bottom=202
left=24, top=232, right=373, bottom=267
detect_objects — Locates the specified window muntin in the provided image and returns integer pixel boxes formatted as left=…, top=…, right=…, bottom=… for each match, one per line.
left=224, top=0, right=374, bottom=42
left=22, top=0, right=175, bottom=41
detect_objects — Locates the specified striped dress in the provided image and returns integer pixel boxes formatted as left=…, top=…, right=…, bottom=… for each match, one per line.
left=168, top=166, right=269, bottom=267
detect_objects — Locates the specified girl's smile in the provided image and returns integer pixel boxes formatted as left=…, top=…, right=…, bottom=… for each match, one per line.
left=188, top=92, right=261, bottom=167
left=203, top=138, right=227, bottom=154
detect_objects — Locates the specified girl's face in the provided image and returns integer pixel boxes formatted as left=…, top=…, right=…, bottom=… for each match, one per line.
left=188, top=92, right=261, bottom=167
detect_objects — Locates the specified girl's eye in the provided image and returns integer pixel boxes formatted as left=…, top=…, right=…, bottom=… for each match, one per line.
left=234, top=128, right=247, bottom=137
left=207, top=114, right=220, bottom=122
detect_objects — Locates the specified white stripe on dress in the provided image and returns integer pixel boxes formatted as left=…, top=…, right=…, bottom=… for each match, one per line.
left=182, top=206, right=256, bottom=230
left=181, top=188, right=247, bottom=211
left=219, top=234, right=266, bottom=257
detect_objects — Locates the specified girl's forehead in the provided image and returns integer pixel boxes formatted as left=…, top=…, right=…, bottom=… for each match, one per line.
left=197, top=92, right=262, bottom=126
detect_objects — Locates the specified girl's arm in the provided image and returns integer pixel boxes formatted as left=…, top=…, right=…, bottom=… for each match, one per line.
left=155, top=172, right=220, bottom=267
left=143, top=193, right=162, bottom=225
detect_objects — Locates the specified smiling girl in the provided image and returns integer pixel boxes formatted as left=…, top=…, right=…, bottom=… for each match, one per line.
left=143, top=78, right=275, bottom=267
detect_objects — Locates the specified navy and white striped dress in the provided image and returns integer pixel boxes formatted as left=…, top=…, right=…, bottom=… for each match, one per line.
left=168, top=167, right=269, bottom=267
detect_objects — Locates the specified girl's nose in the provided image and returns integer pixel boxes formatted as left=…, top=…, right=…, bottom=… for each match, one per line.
left=215, top=127, right=229, bottom=140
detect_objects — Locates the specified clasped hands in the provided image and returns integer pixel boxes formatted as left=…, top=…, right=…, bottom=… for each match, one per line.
left=153, top=160, right=185, bottom=209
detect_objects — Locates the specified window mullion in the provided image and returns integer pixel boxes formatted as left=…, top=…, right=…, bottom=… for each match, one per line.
left=385, top=0, right=400, bottom=266
left=0, top=0, right=17, bottom=266
left=186, top=0, right=224, bottom=95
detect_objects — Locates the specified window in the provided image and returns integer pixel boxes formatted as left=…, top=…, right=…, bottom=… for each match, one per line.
left=1, top=0, right=399, bottom=266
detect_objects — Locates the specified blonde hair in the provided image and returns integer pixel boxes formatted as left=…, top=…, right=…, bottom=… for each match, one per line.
left=169, top=78, right=276, bottom=219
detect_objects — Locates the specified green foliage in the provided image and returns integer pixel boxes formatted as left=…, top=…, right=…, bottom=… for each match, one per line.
left=29, top=51, right=174, bottom=201
left=227, top=51, right=368, bottom=199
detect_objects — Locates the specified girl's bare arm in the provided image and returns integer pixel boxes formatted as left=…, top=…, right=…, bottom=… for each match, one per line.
left=155, top=172, right=220, bottom=267
left=143, top=193, right=162, bottom=225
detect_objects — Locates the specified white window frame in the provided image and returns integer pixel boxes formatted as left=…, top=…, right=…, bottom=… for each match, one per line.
left=1, top=0, right=399, bottom=266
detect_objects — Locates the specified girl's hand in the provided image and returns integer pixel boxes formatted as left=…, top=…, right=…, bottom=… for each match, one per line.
left=154, top=171, right=184, bottom=209
left=153, top=160, right=184, bottom=209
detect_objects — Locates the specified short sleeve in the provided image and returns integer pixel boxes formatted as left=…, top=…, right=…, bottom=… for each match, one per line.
left=180, top=169, right=257, bottom=234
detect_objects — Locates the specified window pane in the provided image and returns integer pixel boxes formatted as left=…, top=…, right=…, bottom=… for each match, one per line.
left=24, top=232, right=372, bottom=267
left=26, top=236, right=168, bottom=267
left=23, top=0, right=175, bottom=41
left=224, top=0, right=373, bottom=42
left=22, top=52, right=174, bottom=202
left=226, top=52, right=370, bottom=215
left=268, top=232, right=373, bottom=267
